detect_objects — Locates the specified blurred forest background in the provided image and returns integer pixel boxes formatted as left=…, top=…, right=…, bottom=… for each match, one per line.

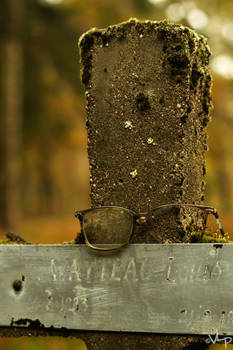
left=0, top=0, right=233, bottom=349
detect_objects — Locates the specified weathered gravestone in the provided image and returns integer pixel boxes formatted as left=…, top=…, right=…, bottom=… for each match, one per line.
left=77, top=18, right=212, bottom=350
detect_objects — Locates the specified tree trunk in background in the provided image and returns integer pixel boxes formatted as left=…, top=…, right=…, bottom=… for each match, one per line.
left=1, top=0, right=24, bottom=230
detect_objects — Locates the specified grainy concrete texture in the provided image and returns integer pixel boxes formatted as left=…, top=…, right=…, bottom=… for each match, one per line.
left=78, top=18, right=213, bottom=350
left=79, top=18, right=212, bottom=244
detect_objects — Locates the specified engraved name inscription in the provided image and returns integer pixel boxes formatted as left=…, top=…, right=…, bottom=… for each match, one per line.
left=50, top=256, right=225, bottom=285
left=44, top=253, right=226, bottom=316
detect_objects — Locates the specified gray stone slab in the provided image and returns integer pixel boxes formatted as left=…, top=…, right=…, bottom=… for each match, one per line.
left=1, top=243, right=232, bottom=336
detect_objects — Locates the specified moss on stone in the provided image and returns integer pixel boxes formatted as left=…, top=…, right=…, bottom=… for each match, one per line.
left=79, top=17, right=211, bottom=96
left=119, top=18, right=138, bottom=30
left=154, top=20, right=211, bottom=80
left=191, top=231, right=232, bottom=243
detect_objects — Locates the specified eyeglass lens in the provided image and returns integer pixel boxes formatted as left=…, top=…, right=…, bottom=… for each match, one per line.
left=83, top=207, right=134, bottom=249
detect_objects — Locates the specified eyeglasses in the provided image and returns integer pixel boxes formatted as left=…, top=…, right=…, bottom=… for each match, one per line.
left=74, top=203, right=225, bottom=251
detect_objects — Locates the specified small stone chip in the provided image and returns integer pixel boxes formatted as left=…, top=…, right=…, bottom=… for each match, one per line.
left=130, top=169, right=138, bottom=178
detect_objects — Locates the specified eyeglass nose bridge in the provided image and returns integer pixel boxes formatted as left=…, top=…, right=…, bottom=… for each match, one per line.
left=135, top=214, right=148, bottom=224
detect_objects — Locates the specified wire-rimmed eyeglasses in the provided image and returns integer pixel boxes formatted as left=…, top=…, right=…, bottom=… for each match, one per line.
left=74, top=203, right=225, bottom=251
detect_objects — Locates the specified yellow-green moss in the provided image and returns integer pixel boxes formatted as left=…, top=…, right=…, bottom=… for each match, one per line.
left=191, top=231, right=232, bottom=243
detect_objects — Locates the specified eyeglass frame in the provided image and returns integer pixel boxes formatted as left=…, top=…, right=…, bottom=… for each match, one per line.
left=74, top=203, right=225, bottom=251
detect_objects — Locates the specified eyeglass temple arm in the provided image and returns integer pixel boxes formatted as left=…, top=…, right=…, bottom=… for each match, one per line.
left=139, top=203, right=225, bottom=237
left=210, top=209, right=225, bottom=237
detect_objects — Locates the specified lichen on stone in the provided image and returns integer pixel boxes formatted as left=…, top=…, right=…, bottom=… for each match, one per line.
left=124, top=120, right=133, bottom=129
left=147, top=137, right=154, bottom=145
left=130, top=169, right=138, bottom=178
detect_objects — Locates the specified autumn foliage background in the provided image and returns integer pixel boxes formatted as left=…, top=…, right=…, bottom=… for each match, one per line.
left=0, top=0, right=233, bottom=349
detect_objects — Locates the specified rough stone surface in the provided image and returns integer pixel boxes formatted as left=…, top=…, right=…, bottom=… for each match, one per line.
left=78, top=18, right=212, bottom=350
left=78, top=18, right=212, bottom=244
